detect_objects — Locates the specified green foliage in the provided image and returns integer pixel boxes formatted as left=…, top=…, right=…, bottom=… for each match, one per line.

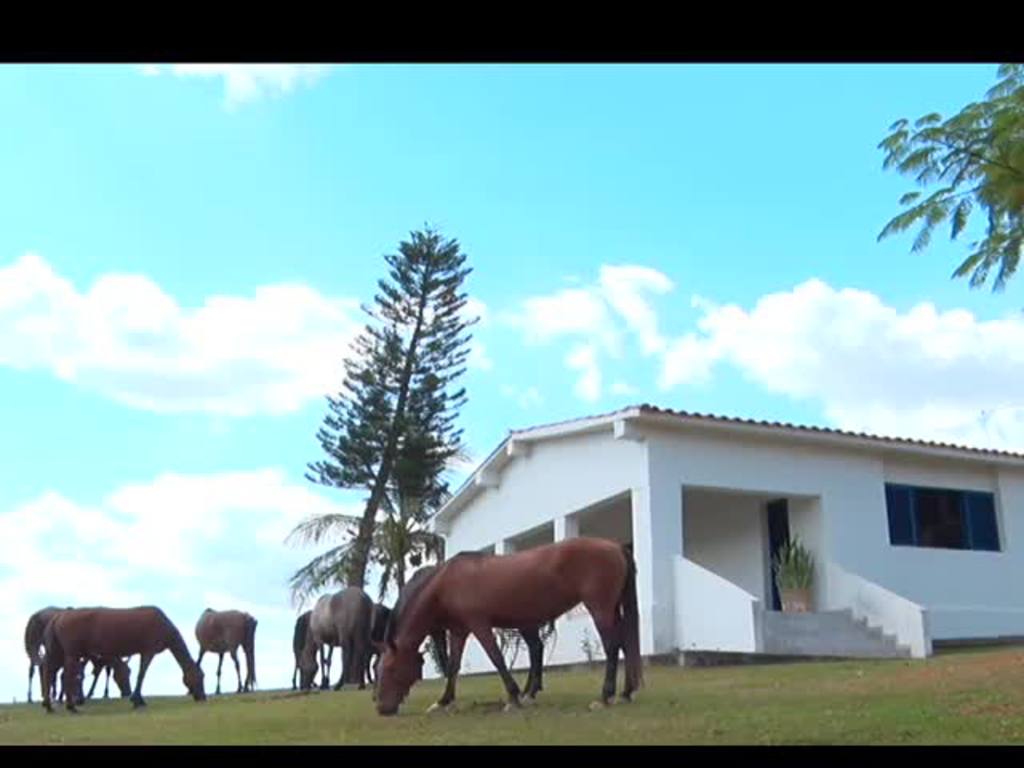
left=772, top=536, right=816, bottom=591
left=496, top=622, right=557, bottom=667
left=288, top=227, right=477, bottom=602
left=878, top=63, right=1024, bottom=291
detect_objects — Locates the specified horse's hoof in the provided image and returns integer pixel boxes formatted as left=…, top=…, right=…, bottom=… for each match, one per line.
left=503, top=701, right=522, bottom=713
left=589, top=700, right=608, bottom=711
left=521, top=696, right=537, bottom=708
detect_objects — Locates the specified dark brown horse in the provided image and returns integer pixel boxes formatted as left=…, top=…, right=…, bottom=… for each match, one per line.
left=53, top=654, right=132, bottom=704
left=292, top=610, right=312, bottom=691
left=372, top=566, right=553, bottom=703
left=375, top=538, right=641, bottom=716
left=41, top=606, right=206, bottom=712
left=299, top=587, right=373, bottom=691
left=194, top=608, right=258, bottom=695
left=367, top=603, right=391, bottom=685
left=23, top=606, right=70, bottom=703
left=84, top=655, right=133, bottom=700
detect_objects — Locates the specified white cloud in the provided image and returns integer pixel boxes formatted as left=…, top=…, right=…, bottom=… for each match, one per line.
left=0, top=253, right=362, bottom=416
left=610, top=380, right=639, bottom=396
left=454, top=297, right=493, bottom=372
left=659, top=278, right=1024, bottom=451
left=0, top=469, right=361, bottom=703
left=597, top=265, right=674, bottom=355
left=511, top=288, right=618, bottom=351
left=505, top=264, right=672, bottom=403
left=566, top=344, right=601, bottom=402
left=139, top=64, right=331, bottom=108
left=499, top=384, right=543, bottom=410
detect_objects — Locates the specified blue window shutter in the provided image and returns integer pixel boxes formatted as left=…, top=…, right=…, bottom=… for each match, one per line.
left=885, top=484, right=914, bottom=546
left=964, top=492, right=1000, bottom=551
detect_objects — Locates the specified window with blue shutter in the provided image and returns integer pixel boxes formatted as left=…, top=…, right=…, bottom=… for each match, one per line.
left=885, top=484, right=914, bottom=546
left=964, top=491, right=1000, bottom=552
left=884, top=483, right=1000, bottom=552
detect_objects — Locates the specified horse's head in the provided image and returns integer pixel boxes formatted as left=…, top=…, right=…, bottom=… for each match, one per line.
left=184, top=662, right=206, bottom=701
left=114, top=662, right=132, bottom=698
left=375, top=641, right=424, bottom=716
left=298, top=642, right=319, bottom=691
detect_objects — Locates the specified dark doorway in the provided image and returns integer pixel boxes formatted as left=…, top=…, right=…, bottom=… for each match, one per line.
left=766, top=499, right=790, bottom=611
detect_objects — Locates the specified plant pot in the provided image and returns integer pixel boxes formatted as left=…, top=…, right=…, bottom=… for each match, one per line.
left=780, top=588, right=812, bottom=613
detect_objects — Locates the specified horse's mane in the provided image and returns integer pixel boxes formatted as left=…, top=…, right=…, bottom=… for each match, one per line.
left=384, top=565, right=442, bottom=646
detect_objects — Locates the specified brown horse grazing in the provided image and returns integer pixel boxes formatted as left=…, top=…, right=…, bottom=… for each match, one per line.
left=374, top=564, right=555, bottom=707
left=41, top=606, right=206, bottom=713
left=24, top=606, right=71, bottom=703
left=194, top=609, right=258, bottom=695
left=53, top=654, right=132, bottom=704
left=84, top=655, right=133, bottom=700
left=299, top=587, right=373, bottom=691
left=375, top=538, right=641, bottom=716
left=367, top=602, right=393, bottom=686
left=292, top=610, right=312, bottom=691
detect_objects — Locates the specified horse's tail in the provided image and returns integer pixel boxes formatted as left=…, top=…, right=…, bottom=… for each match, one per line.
left=618, top=543, right=643, bottom=690
left=243, top=615, right=258, bottom=691
left=429, top=630, right=450, bottom=678
left=40, top=618, right=63, bottom=708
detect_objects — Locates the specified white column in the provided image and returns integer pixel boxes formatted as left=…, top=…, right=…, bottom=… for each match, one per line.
left=631, top=478, right=684, bottom=656
left=554, top=513, right=579, bottom=541
left=495, top=538, right=513, bottom=555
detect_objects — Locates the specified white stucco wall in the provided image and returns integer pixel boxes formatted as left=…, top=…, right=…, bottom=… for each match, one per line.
left=683, top=489, right=767, bottom=601
left=675, top=556, right=760, bottom=653
left=443, top=431, right=645, bottom=556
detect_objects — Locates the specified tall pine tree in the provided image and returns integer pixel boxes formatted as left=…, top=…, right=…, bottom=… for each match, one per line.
left=287, top=228, right=475, bottom=603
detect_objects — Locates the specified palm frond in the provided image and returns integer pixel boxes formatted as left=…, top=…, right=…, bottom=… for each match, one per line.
left=284, top=513, right=363, bottom=547
left=287, top=541, right=357, bottom=608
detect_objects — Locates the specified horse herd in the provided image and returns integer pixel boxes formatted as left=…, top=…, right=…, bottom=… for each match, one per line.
left=24, top=536, right=643, bottom=719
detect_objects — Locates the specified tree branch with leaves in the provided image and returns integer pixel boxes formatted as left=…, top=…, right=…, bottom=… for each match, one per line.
left=878, top=63, right=1024, bottom=291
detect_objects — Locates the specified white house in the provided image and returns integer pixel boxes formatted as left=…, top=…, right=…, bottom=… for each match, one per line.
left=430, top=404, right=1024, bottom=674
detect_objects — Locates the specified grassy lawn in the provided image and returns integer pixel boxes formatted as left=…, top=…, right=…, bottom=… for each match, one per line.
left=3, top=646, right=1024, bottom=745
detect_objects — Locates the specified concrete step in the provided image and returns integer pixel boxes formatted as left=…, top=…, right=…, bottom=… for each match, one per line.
left=760, top=609, right=912, bottom=659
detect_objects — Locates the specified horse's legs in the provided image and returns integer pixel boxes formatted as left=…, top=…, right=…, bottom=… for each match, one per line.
left=430, top=629, right=468, bottom=711
left=470, top=624, right=522, bottom=710
left=215, top=652, right=224, bottom=695
left=520, top=626, right=544, bottom=700
left=354, top=636, right=368, bottom=690
left=230, top=648, right=243, bottom=693
left=131, top=653, right=155, bottom=708
left=28, top=661, right=35, bottom=704
left=335, top=636, right=351, bottom=691
left=86, top=661, right=100, bottom=700
left=104, top=665, right=111, bottom=699
left=63, top=656, right=81, bottom=713
left=588, top=605, right=622, bottom=707
left=321, top=645, right=333, bottom=690
left=292, top=663, right=297, bottom=691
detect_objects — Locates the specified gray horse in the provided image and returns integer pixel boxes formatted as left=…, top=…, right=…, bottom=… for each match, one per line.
left=299, top=587, right=373, bottom=691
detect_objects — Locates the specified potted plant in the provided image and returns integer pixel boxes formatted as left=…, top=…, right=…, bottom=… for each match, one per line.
left=772, top=536, right=815, bottom=613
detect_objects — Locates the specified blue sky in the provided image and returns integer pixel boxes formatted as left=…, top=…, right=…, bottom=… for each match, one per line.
left=2, top=63, right=1022, bottom=703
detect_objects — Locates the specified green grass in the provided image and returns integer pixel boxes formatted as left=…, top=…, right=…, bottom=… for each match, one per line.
left=4, top=646, right=1024, bottom=744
